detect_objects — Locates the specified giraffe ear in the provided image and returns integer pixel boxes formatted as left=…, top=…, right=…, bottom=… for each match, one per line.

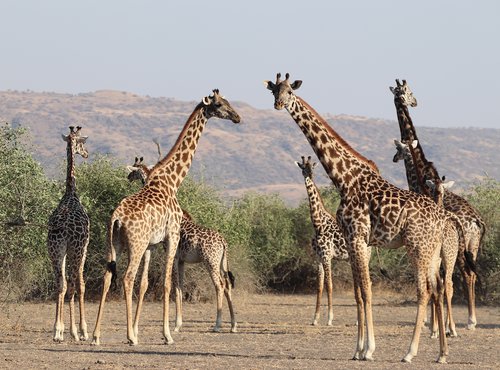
left=125, top=165, right=136, bottom=173
left=61, top=134, right=69, bottom=142
left=202, top=96, right=211, bottom=105
left=425, top=179, right=435, bottom=188
left=442, top=180, right=455, bottom=189
left=389, top=86, right=396, bottom=95
left=312, top=162, right=319, bottom=170
left=290, top=80, right=302, bottom=90
left=265, top=80, right=275, bottom=91
left=411, top=140, right=418, bottom=148
left=294, top=161, right=301, bottom=168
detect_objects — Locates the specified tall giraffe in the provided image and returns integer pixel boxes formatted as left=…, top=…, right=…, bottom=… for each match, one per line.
left=126, top=156, right=237, bottom=333
left=295, top=155, right=349, bottom=326
left=390, top=79, right=485, bottom=329
left=266, top=73, right=457, bottom=363
left=393, top=139, right=460, bottom=338
left=47, top=126, right=90, bottom=342
left=91, top=89, right=240, bottom=346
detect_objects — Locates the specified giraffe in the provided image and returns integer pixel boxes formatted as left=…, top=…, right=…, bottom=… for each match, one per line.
left=47, top=126, right=90, bottom=342
left=393, top=139, right=460, bottom=338
left=126, top=156, right=237, bottom=333
left=295, top=155, right=349, bottom=326
left=265, top=73, right=457, bottom=363
left=91, top=89, right=240, bottom=346
left=390, top=79, right=485, bottom=329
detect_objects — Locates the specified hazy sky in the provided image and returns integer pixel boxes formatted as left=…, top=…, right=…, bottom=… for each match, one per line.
left=1, top=0, right=499, bottom=128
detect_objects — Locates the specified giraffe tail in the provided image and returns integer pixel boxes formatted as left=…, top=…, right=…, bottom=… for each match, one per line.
left=221, top=241, right=235, bottom=289
left=107, top=218, right=121, bottom=291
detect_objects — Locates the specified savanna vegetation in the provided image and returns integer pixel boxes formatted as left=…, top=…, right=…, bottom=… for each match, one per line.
left=1, top=124, right=499, bottom=304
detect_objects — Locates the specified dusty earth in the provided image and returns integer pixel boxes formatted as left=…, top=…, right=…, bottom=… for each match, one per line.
left=0, top=292, right=498, bottom=369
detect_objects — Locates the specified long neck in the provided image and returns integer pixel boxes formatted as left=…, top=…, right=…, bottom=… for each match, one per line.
left=304, top=176, right=328, bottom=229
left=394, top=98, right=439, bottom=196
left=147, top=103, right=207, bottom=192
left=65, top=144, right=76, bottom=195
left=288, top=96, right=379, bottom=197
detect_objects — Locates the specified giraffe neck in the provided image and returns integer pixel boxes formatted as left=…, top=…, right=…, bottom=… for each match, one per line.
left=65, top=143, right=76, bottom=195
left=288, top=97, right=379, bottom=196
left=304, top=176, right=328, bottom=229
left=146, top=103, right=207, bottom=192
left=394, top=98, right=440, bottom=196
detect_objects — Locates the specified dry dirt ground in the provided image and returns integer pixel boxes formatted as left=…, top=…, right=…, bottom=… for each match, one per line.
left=0, top=292, right=499, bottom=369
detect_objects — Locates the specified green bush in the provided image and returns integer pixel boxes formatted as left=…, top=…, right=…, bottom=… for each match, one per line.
left=0, top=124, right=59, bottom=301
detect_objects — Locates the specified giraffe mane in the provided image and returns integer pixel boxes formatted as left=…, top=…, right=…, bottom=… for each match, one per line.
left=182, top=209, right=193, bottom=220
left=297, top=97, right=380, bottom=174
left=148, top=102, right=204, bottom=176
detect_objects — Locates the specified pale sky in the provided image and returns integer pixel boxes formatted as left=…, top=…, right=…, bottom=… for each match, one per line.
left=1, top=0, right=499, bottom=128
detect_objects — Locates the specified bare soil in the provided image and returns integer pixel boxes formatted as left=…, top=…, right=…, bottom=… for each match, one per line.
left=0, top=292, right=498, bottom=369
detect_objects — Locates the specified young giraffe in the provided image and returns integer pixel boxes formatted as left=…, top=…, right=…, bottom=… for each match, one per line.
left=393, top=139, right=460, bottom=338
left=47, top=126, right=90, bottom=342
left=266, top=73, right=457, bottom=363
left=126, top=156, right=237, bottom=333
left=390, top=79, right=485, bottom=329
left=295, top=155, right=349, bottom=326
left=91, top=89, right=240, bottom=346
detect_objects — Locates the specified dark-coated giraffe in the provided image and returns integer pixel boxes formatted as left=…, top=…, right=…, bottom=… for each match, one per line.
left=266, top=73, right=458, bottom=363
left=295, top=155, right=349, bottom=326
left=126, top=157, right=237, bottom=333
left=390, top=79, right=485, bottom=330
left=91, top=89, right=240, bottom=346
left=47, top=126, right=90, bottom=342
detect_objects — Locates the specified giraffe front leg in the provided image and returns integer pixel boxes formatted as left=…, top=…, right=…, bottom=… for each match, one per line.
left=324, top=260, right=334, bottom=326
left=312, top=261, right=324, bottom=326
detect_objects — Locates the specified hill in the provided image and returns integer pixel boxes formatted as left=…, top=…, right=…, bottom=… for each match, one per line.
left=1, top=90, right=498, bottom=205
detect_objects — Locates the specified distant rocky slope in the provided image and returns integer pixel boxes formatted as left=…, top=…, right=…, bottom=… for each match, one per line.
left=1, top=90, right=497, bottom=205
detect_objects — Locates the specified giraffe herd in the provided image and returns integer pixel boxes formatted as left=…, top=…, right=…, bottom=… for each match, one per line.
left=46, top=75, right=485, bottom=364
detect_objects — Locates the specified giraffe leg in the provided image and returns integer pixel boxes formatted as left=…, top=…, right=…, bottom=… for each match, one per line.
left=91, top=268, right=113, bottom=346
left=76, top=241, right=88, bottom=341
left=325, top=260, right=334, bottom=326
left=133, top=248, right=151, bottom=339
left=51, top=253, right=67, bottom=343
left=123, top=256, right=142, bottom=345
left=67, top=275, right=79, bottom=341
left=163, top=231, right=180, bottom=345
left=223, top=275, right=237, bottom=333
left=208, top=263, right=225, bottom=332
left=349, top=246, right=369, bottom=361
left=312, top=262, right=324, bottom=326
left=467, top=272, right=477, bottom=330
left=430, top=300, right=438, bottom=338
left=432, top=268, right=448, bottom=363
left=445, top=270, right=457, bottom=337
left=174, top=260, right=184, bottom=332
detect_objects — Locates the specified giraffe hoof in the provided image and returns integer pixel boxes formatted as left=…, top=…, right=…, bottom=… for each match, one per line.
left=402, top=355, right=413, bottom=363
left=164, top=337, right=174, bottom=345
left=91, top=338, right=100, bottom=346
left=128, top=338, right=138, bottom=346
left=212, top=326, right=222, bottom=333
left=230, top=324, right=237, bottom=333
left=174, top=327, right=181, bottom=333
left=436, top=356, right=447, bottom=364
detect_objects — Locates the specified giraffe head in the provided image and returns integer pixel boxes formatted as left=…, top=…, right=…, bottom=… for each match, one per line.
left=202, top=89, right=241, bottom=123
left=295, top=155, right=318, bottom=179
left=62, top=126, right=88, bottom=158
left=425, top=176, right=454, bottom=205
left=126, top=156, right=151, bottom=185
left=389, top=79, right=417, bottom=107
left=265, top=73, right=303, bottom=110
left=393, top=139, right=418, bottom=163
